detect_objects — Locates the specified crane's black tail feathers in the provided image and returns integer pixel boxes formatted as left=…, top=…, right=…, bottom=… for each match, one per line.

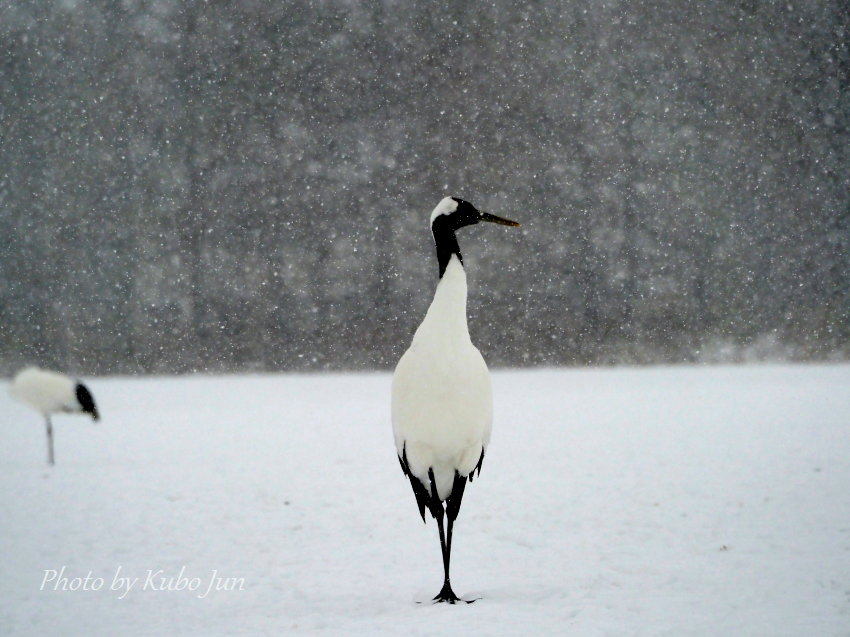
left=399, top=445, right=484, bottom=524
left=468, top=448, right=485, bottom=483
left=399, top=448, right=429, bottom=523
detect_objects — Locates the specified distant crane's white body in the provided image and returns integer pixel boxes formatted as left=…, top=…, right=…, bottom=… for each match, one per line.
left=10, top=366, right=100, bottom=465
left=392, top=196, right=519, bottom=603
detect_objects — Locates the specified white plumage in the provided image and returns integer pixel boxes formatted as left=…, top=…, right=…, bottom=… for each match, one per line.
left=392, top=255, right=493, bottom=501
left=9, top=366, right=100, bottom=465
left=429, top=195, right=462, bottom=224
left=392, top=196, right=519, bottom=603
left=11, top=367, right=81, bottom=415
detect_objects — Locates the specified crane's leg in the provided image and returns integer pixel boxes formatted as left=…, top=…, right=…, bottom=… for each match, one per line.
left=428, top=469, right=461, bottom=603
left=444, top=471, right=467, bottom=577
left=45, top=415, right=55, bottom=466
left=443, top=471, right=475, bottom=602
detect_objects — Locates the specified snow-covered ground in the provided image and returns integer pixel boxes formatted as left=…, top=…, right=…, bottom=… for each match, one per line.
left=1, top=364, right=848, bottom=636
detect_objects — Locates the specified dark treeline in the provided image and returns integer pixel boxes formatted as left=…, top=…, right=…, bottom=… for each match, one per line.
left=1, top=0, right=848, bottom=376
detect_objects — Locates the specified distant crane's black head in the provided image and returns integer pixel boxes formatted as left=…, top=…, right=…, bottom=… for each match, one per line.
left=429, top=196, right=520, bottom=277
left=75, top=382, right=100, bottom=421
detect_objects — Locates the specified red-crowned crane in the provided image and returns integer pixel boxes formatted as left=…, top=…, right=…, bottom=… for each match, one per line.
left=10, top=366, right=100, bottom=465
left=392, top=196, right=519, bottom=603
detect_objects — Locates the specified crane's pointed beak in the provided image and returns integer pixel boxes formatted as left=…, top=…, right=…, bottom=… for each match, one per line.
left=480, top=211, right=520, bottom=227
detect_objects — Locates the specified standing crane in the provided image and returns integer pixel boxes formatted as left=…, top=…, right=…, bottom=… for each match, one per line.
left=392, top=196, right=519, bottom=603
left=10, top=366, right=100, bottom=465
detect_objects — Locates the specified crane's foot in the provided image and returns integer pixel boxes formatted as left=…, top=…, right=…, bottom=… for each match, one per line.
left=432, top=582, right=473, bottom=604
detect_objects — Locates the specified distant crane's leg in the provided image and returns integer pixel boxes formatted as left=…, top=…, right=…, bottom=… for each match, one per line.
left=428, top=469, right=460, bottom=603
left=45, top=415, right=54, bottom=466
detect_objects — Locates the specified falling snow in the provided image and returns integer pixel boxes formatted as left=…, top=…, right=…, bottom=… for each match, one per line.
left=0, top=2, right=848, bottom=375
left=1, top=3, right=849, bottom=634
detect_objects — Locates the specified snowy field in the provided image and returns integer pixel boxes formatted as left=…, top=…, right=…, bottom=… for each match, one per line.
left=1, top=364, right=849, bottom=636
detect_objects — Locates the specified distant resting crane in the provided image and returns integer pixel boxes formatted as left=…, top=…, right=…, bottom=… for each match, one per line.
left=9, top=367, right=100, bottom=465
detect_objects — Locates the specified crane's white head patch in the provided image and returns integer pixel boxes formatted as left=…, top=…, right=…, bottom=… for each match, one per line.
left=430, top=197, right=459, bottom=225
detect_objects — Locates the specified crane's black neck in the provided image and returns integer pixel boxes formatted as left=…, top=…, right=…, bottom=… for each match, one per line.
left=433, top=223, right=463, bottom=278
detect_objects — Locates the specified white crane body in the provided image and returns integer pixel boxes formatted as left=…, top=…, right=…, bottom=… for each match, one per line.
left=392, top=256, right=492, bottom=501
left=11, top=367, right=81, bottom=415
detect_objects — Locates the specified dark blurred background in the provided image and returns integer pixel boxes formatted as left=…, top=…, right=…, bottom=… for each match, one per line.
left=1, top=0, right=848, bottom=375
